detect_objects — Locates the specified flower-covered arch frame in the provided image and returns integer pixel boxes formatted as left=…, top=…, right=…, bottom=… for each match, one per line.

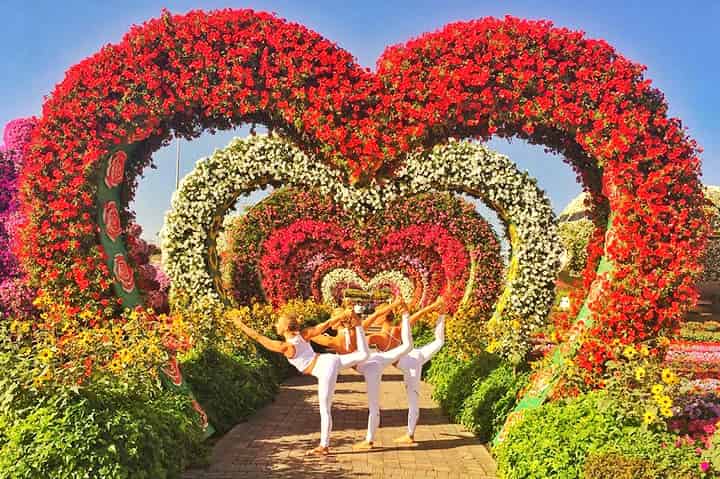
left=219, top=185, right=503, bottom=314
left=20, top=9, right=707, bottom=379
left=162, top=135, right=559, bottom=361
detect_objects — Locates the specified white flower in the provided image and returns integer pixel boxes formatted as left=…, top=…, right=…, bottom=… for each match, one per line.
left=162, top=135, right=561, bottom=362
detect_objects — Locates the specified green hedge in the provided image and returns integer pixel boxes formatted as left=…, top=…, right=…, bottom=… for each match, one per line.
left=181, top=347, right=285, bottom=435
left=424, top=348, right=527, bottom=444
left=458, top=364, right=529, bottom=442
left=495, top=391, right=702, bottom=479
left=0, top=384, right=206, bottom=479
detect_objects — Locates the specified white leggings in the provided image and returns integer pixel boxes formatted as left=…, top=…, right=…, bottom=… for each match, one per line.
left=356, top=313, right=414, bottom=442
left=396, top=315, right=445, bottom=436
left=310, top=326, right=369, bottom=447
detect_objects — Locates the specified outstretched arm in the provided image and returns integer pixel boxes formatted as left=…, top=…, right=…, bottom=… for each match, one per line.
left=363, top=296, right=404, bottom=328
left=228, top=310, right=291, bottom=355
left=301, top=309, right=347, bottom=340
left=310, top=333, right=336, bottom=348
left=409, top=296, right=445, bottom=326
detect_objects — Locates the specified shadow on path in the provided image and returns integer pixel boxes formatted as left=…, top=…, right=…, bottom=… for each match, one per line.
left=183, top=367, right=497, bottom=478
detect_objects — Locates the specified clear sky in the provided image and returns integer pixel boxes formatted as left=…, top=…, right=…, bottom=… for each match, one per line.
left=1, top=1, right=718, bottom=241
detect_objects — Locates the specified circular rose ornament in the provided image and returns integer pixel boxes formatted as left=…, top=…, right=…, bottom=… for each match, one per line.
left=104, top=150, right=127, bottom=189
left=102, top=201, right=122, bottom=242
left=113, top=253, right=135, bottom=293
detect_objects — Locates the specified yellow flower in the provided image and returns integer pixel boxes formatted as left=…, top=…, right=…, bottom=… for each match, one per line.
left=660, top=407, right=673, bottom=418
left=658, top=336, right=670, bottom=348
left=643, top=410, right=657, bottom=425
left=639, top=345, right=650, bottom=357
left=656, top=395, right=673, bottom=409
left=511, top=320, right=521, bottom=331
left=37, top=348, right=54, bottom=363
left=635, top=367, right=646, bottom=381
left=651, top=384, right=664, bottom=396
left=486, top=341, right=500, bottom=353
left=32, top=369, right=53, bottom=388
left=107, top=358, right=124, bottom=374
left=118, top=349, right=133, bottom=364
left=661, top=368, right=677, bottom=385
left=623, top=346, right=637, bottom=360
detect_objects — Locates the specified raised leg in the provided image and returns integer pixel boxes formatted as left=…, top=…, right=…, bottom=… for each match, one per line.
left=338, top=326, right=370, bottom=369
left=418, top=315, right=445, bottom=364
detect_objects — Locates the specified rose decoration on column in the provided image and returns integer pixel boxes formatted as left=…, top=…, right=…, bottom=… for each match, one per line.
left=113, top=254, right=136, bottom=293
left=104, top=150, right=127, bottom=189
left=102, top=201, right=122, bottom=242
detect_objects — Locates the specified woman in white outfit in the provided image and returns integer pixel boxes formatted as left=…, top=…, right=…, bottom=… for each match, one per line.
left=368, top=296, right=446, bottom=445
left=230, top=307, right=369, bottom=455
left=351, top=297, right=414, bottom=449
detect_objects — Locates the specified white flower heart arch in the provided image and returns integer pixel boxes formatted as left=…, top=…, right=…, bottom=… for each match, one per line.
left=320, top=268, right=416, bottom=307
left=161, top=134, right=561, bottom=362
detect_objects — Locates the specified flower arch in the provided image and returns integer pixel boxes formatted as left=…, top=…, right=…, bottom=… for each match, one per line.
left=161, top=135, right=557, bottom=361
left=19, top=9, right=707, bottom=375
left=219, top=185, right=504, bottom=312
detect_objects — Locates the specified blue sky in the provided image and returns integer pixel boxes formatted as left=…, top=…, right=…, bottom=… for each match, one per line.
left=1, top=1, right=718, bottom=241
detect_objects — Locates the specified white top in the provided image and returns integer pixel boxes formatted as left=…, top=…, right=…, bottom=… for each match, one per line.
left=286, top=334, right=317, bottom=373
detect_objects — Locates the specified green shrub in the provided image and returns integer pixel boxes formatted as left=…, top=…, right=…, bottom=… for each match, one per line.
left=181, top=347, right=283, bottom=435
left=425, top=349, right=500, bottom=420
left=582, top=453, right=660, bottom=479
left=0, top=383, right=206, bottom=479
left=458, top=364, right=529, bottom=442
left=558, top=218, right=594, bottom=277
left=495, top=391, right=703, bottom=479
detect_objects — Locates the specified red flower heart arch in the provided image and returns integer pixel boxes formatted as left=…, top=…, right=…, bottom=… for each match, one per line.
left=259, top=220, right=480, bottom=312
left=222, top=188, right=502, bottom=317
left=19, top=9, right=709, bottom=375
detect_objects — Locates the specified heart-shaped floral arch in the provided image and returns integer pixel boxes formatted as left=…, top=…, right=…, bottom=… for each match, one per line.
left=162, top=134, right=558, bottom=361
left=219, top=186, right=504, bottom=312
left=19, top=9, right=708, bottom=375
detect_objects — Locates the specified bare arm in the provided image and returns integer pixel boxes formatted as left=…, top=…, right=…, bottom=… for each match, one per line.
left=228, top=310, right=291, bottom=355
left=409, top=297, right=444, bottom=326
left=301, top=315, right=343, bottom=341
left=363, top=297, right=402, bottom=328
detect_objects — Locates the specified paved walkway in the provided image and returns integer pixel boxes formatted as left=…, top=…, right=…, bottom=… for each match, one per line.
left=183, top=367, right=498, bottom=479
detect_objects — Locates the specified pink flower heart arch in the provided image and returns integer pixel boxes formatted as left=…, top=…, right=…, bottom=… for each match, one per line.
left=18, top=9, right=708, bottom=377
left=221, top=189, right=503, bottom=314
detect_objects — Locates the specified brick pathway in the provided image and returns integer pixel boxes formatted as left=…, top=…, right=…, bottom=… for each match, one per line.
left=183, top=367, right=498, bottom=479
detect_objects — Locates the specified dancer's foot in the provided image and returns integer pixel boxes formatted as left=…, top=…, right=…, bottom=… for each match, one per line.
left=306, top=446, right=330, bottom=456
left=352, top=440, right=375, bottom=450
left=393, top=434, right=416, bottom=445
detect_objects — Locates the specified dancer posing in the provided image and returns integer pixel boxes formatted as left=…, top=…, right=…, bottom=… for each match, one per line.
left=229, top=307, right=369, bottom=455
left=351, top=297, right=414, bottom=450
left=368, top=296, right=446, bottom=445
